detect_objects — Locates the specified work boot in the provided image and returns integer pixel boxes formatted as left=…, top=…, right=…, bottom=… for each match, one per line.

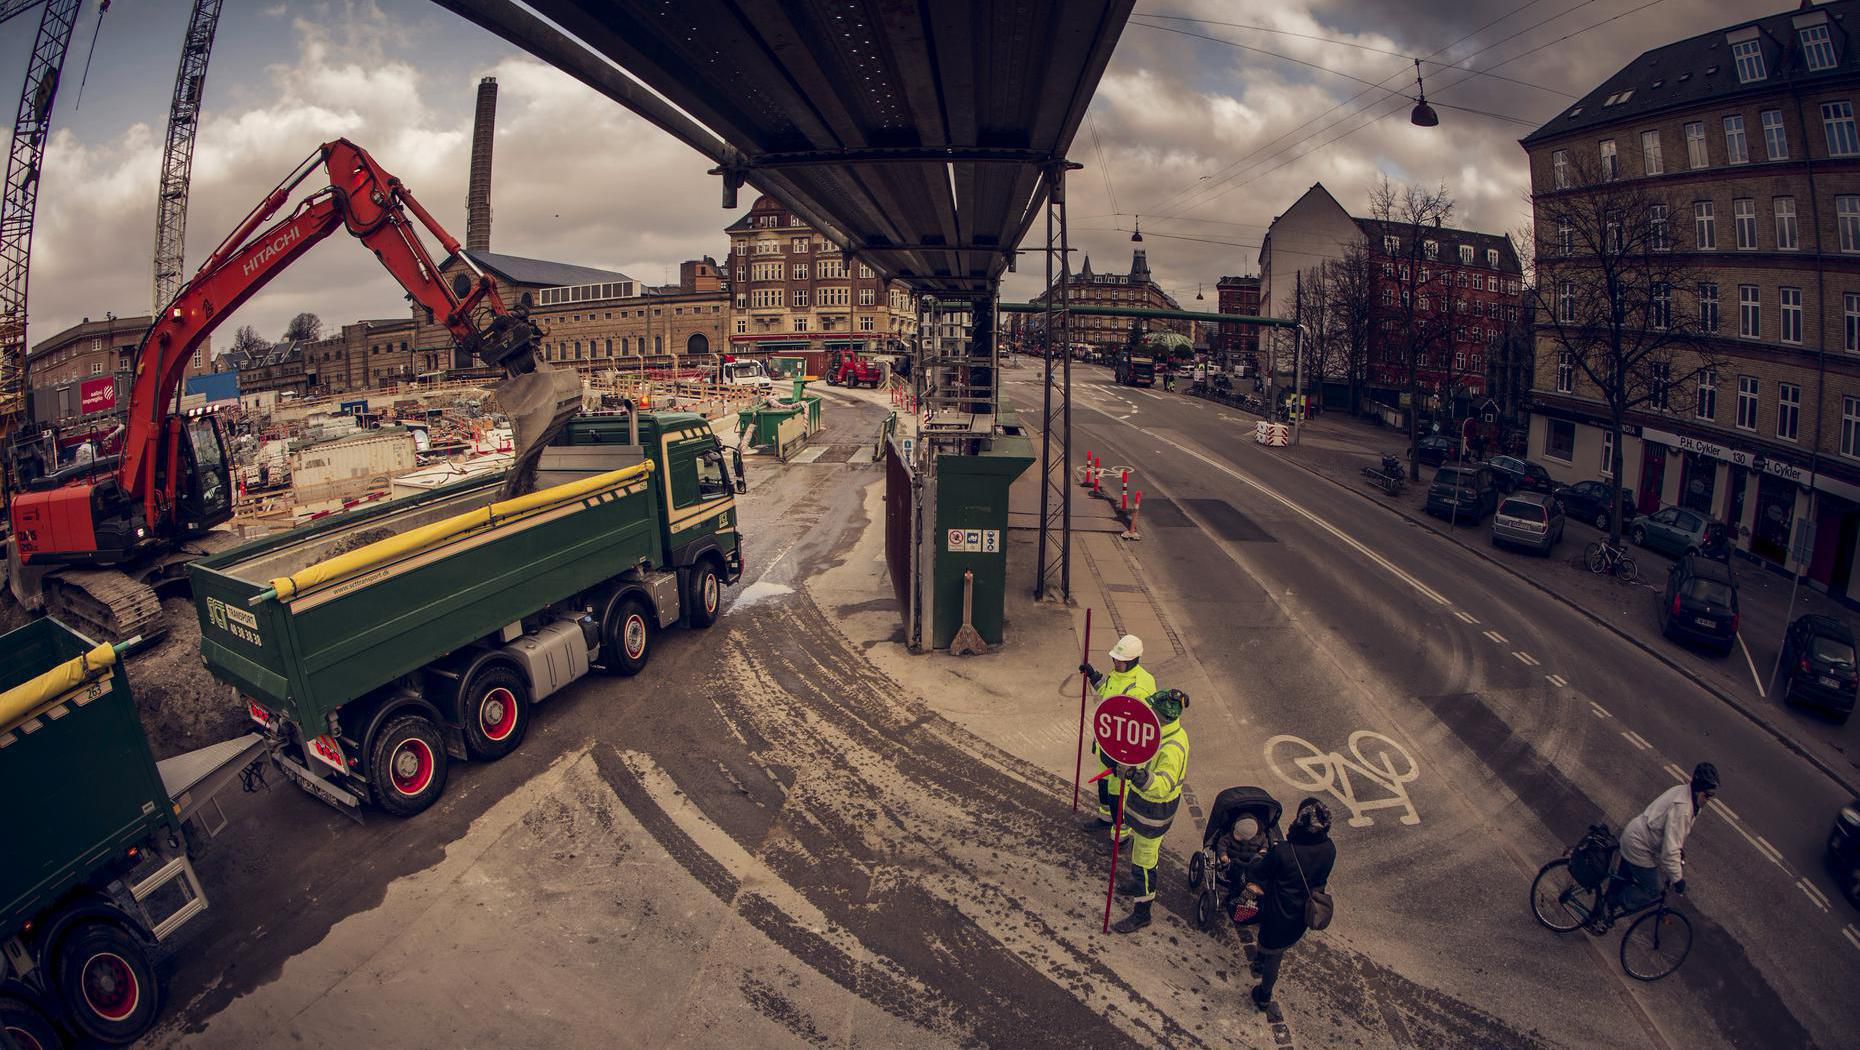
left=1111, top=900, right=1152, bottom=934
left=1078, top=814, right=1113, bottom=833
left=1095, top=831, right=1133, bottom=854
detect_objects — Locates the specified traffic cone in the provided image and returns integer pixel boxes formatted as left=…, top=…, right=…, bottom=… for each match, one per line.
left=1121, top=491, right=1143, bottom=541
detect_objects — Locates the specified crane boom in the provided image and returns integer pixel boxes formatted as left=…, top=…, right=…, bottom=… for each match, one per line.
left=0, top=0, right=80, bottom=424
left=151, top=0, right=222, bottom=315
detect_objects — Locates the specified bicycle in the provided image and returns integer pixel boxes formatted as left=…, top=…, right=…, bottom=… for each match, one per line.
left=1584, top=539, right=1638, bottom=583
left=1530, top=853, right=1693, bottom=980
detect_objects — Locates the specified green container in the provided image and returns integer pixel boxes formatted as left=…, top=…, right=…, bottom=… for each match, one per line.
left=930, top=429, right=1034, bottom=649
left=769, top=356, right=807, bottom=379
left=2, top=618, right=172, bottom=934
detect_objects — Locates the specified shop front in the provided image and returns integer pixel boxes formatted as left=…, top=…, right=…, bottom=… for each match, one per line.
left=1679, top=450, right=1717, bottom=516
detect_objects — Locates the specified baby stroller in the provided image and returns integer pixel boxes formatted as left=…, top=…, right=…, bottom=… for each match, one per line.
left=1185, top=786, right=1285, bottom=930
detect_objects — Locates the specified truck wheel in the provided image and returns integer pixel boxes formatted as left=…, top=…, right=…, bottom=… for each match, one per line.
left=459, top=665, right=530, bottom=761
left=55, top=922, right=158, bottom=1045
left=687, top=562, right=722, bottom=629
left=600, top=595, right=653, bottom=676
left=368, top=714, right=449, bottom=817
left=1, top=997, right=60, bottom=1050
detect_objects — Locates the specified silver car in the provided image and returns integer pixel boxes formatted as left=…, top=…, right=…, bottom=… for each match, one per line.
left=1491, top=493, right=1565, bottom=554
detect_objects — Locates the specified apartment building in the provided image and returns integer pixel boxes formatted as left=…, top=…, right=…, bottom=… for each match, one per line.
left=1215, top=274, right=1261, bottom=367
left=723, top=195, right=917, bottom=355
left=1522, top=0, right=1860, bottom=593
left=1025, top=248, right=1186, bottom=353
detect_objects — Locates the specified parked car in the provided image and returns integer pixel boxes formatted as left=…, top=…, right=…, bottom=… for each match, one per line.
left=1553, top=479, right=1638, bottom=532
left=1425, top=464, right=1499, bottom=522
left=1631, top=505, right=1719, bottom=559
left=1779, top=614, right=1858, bottom=724
left=1488, top=455, right=1555, bottom=494
left=1412, top=434, right=1464, bottom=467
left=1828, top=798, right=1860, bottom=907
left=1659, top=554, right=1740, bottom=656
left=1491, top=493, right=1565, bottom=554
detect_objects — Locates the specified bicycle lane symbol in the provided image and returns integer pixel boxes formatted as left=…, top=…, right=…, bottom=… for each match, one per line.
left=1264, top=732, right=1422, bottom=828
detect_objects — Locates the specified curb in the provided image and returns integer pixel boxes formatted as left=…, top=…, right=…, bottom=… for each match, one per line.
left=1270, top=441, right=1860, bottom=799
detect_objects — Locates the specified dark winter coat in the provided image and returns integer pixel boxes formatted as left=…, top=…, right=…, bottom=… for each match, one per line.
left=1246, top=825, right=1336, bottom=951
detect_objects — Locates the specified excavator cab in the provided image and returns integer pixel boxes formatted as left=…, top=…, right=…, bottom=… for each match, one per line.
left=175, top=414, right=232, bottom=535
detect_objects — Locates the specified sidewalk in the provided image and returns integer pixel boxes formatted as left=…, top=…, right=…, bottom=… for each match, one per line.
left=1274, top=410, right=1860, bottom=792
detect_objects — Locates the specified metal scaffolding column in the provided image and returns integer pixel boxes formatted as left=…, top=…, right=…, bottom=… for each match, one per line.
left=1034, top=162, right=1078, bottom=602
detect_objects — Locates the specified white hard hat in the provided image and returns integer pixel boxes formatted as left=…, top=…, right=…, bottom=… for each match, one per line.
left=1107, top=634, right=1143, bottom=662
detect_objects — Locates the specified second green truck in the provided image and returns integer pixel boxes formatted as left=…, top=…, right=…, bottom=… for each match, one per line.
left=188, top=408, right=746, bottom=817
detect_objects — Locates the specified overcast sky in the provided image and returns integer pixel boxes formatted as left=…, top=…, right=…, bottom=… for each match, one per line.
left=1, top=0, right=1785, bottom=346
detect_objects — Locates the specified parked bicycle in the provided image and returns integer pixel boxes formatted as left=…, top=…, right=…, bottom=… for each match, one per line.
left=1584, top=538, right=1638, bottom=582
left=1530, top=826, right=1693, bottom=981
left=1360, top=453, right=1407, bottom=496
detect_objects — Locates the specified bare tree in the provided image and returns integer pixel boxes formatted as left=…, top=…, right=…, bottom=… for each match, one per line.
left=1321, top=242, right=1379, bottom=415
left=1300, top=264, right=1337, bottom=412
left=1365, top=177, right=1457, bottom=479
left=283, top=312, right=323, bottom=343
left=1527, top=153, right=1719, bottom=543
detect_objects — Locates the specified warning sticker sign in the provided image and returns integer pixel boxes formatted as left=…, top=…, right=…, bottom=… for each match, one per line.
left=945, top=528, right=1002, bottom=553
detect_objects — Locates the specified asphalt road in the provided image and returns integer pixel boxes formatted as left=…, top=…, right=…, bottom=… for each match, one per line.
left=1003, top=363, right=1856, bottom=1050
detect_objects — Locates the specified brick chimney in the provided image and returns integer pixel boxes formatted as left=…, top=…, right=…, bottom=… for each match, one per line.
left=465, top=77, right=497, bottom=254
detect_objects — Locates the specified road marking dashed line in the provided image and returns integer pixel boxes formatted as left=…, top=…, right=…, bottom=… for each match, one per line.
left=1483, top=630, right=1508, bottom=645
left=1758, top=834, right=1784, bottom=860
left=1588, top=701, right=1611, bottom=718
left=1546, top=674, right=1568, bottom=688
left=1621, top=730, right=1652, bottom=751
left=1454, top=611, right=1478, bottom=624
left=1844, top=924, right=1860, bottom=952
left=1711, top=800, right=1740, bottom=823
left=1663, top=762, right=1688, bottom=784
left=1512, top=651, right=1540, bottom=666
left=1798, top=878, right=1831, bottom=912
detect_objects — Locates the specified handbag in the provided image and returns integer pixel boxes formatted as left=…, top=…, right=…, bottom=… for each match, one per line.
left=1290, top=843, right=1334, bottom=931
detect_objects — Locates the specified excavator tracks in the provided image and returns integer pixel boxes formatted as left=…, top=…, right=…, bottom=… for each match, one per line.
left=44, top=570, right=168, bottom=645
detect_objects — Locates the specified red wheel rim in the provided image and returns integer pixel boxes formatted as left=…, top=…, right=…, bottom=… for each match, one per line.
left=6, top=1025, right=47, bottom=1050
left=389, top=737, right=435, bottom=796
left=624, top=614, right=647, bottom=659
left=480, top=687, right=517, bottom=741
left=703, top=573, right=719, bottom=614
left=80, top=951, right=140, bottom=1023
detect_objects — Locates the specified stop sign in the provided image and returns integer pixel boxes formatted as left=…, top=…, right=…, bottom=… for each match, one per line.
left=1094, top=694, right=1162, bottom=767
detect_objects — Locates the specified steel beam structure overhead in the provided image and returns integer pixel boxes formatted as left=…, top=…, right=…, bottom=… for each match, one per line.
left=433, top=0, right=1134, bottom=297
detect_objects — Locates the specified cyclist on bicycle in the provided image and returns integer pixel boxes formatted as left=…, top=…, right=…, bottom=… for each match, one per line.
left=1606, top=762, right=1719, bottom=922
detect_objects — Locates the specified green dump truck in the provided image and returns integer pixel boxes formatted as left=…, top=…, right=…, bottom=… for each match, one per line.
left=2, top=618, right=264, bottom=1048
left=187, top=409, right=746, bottom=818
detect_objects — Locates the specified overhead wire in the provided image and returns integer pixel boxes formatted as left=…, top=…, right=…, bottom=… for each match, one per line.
left=1086, top=112, right=1119, bottom=216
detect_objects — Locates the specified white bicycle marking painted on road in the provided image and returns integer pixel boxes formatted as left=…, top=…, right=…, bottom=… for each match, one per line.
left=1264, top=731, right=1421, bottom=828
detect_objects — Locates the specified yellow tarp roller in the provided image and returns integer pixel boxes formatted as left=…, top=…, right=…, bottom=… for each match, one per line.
left=0, top=641, right=117, bottom=732
left=266, top=460, right=656, bottom=603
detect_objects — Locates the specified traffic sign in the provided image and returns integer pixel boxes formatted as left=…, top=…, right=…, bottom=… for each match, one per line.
left=1093, top=694, right=1161, bottom=767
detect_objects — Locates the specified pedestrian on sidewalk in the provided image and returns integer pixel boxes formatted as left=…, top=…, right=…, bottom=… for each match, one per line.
left=1245, top=797, right=1336, bottom=1010
left=1079, top=634, right=1156, bottom=836
left=1111, top=688, right=1191, bottom=934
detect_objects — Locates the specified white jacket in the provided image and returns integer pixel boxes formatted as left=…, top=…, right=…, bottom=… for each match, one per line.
left=1619, top=783, right=1697, bottom=883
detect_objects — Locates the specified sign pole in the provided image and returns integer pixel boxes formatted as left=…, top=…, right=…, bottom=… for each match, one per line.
left=1072, top=607, right=1092, bottom=813
left=1102, top=778, right=1128, bottom=934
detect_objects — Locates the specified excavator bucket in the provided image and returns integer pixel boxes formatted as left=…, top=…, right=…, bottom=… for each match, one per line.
left=494, top=362, right=584, bottom=498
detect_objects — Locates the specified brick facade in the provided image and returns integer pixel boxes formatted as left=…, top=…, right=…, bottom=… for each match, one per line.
left=724, top=195, right=917, bottom=355
left=1215, top=275, right=1260, bottom=366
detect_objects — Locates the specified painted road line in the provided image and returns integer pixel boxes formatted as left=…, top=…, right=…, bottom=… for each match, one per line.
left=1721, top=816, right=1791, bottom=874
left=1589, top=701, right=1612, bottom=718
left=1621, top=730, right=1652, bottom=751
left=1454, top=611, right=1478, bottom=624
left=1798, top=877, right=1831, bottom=912
left=1737, top=634, right=1767, bottom=698
left=1546, top=674, right=1568, bottom=688
left=1513, top=651, right=1540, bottom=666
left=1662, top=762, right=1688, bottom=784
left=1711, top=799, right=1741, bottom=823
left=1757, top=834, right=1785, bottom=862
left=1483, top=630, right=1508, bottom=645
left=1844, top=925, right=1860, bottom=952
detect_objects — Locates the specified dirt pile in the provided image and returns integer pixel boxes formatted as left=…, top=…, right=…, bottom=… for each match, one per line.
left=129, top=597, right=248, bottom=760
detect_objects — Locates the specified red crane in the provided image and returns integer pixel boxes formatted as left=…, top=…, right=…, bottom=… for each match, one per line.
left=7, top=138, right=552, bottom=641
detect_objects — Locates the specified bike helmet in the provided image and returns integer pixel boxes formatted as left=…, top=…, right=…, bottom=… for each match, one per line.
left=1691, top=762, right=1720, bottom=794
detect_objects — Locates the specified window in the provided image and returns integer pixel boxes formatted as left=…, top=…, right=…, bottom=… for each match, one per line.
left=792, top=288, right=809, bottom=307
left=1641, top=129, right=1663, bottom=174
left=1845, top=397, right=1860, bottom=458
left=1424, top=239, right=1439, bottom=260
left=793, top=263, right=808, bottom=280
left=1383, top=234, right=1400, bottom=254
left=1775, top=197, right=1799, bottom=250
left=1762, top=109, right=1789, bottom=160
left=735, top=319, right=747, bottom=334
left=1737, top=376, right=1760, bottom=430
left=1487, top=248, right=1500, bottom=268
left=1781, top=286, right=1803, bottom=344
left=859, top=287, right=876, bottom=306
left=733, top=294, right=747, bottom=309
left=1650, top=204, right=1669, bottom=251
left=1696, top=370, right=1717, bottom=421
left=1552, top=150, right=1570, bottom=188
left=1778, top=382, right=1801, bottom=440
left=1734, top=198, right=1758, bottom=249
left=751, top=261, right=783, bottom=281
left=1652, top=282, right=1672, bottom=330
left=1847, top=293, right=1860, bottom=352
left=1454, top=351, right=1467, bottom=372
left=1802, top=24, right=1837, bottom=72
left=1841, top=196, right=1860, bottom=251
left=792, top=237, right=809, bottom=252
left=89, top=360, right=102, bottom=375
left=1546, top=419, right=1575, bottom=461
left=1556, top=223, right=1574, bottom=255
left=1825, top=101, right=1860, bottom=156
left=818, top=286, right=850, bottom=307
left=858, top=263, right=875, bottom=279
left=1452, top=243, right=1470, bottom=265
left=1732, top=39, right=1766, bottom=83
left=1694, top=201, right=1716, bottom=249
left=1557, top=281, right=1575, bottom=322
left=1556, top=351, right=1574, bottom=393
left=749, top=289, right=784, bottom=308
left=1685, top=122, right=1708, bottom=167
left=734, top=267, right=745, bottom=283
left=793, top=317, right=808, bottom=333
left=1600, top=139, right=1618, bottom=179
left=818, top=259, right=847, bottom=279
left=1723, top=116, right=1750, bottom=166
left=1739, top=285, right=1761, bottom=338
left=1601, top=429, right=1615, bottom=477
left=859, top=316, right=875, bottom=332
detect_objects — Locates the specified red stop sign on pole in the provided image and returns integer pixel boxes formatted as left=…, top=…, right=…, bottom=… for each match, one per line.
left=1093, top=694, right=1161, bottom=767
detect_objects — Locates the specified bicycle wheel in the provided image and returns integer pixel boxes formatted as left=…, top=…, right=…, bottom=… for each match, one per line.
left=1615, top=556, right=1638, bottom=584
left=1620, top=907, right=1692, bottom=980
left=1584, top=543, right=1606, bottom=574
left=1530, top=859, right=1591, bottom=933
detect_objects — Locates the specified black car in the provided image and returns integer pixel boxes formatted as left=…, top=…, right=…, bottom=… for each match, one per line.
left=1829, top=799, right=1860, bottom=908
left=1412, top=435, right=1464, bottom=467
left=1659, top=554, right=1739, bottom=657
left=1780, top=614, right=1858, bottom=724
left=1425, top=464, right=1499, bottom=522
left=1553, top=479, right=1639, bottom=532
left=1488, top=455, right=1555, bottom=494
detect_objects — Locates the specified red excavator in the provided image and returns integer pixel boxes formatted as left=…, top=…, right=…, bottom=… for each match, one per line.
left=5, top=138, right=573, bottom=641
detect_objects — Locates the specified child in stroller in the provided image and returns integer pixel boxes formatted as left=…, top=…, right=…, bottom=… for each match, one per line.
left=1186, top=786, right=1285, bottom=930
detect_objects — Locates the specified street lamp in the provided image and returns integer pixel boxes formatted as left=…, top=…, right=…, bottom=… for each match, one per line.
left=1410, top=59, right=1439, bottom=128
left=1131, top=217, right=1143, bottom=243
